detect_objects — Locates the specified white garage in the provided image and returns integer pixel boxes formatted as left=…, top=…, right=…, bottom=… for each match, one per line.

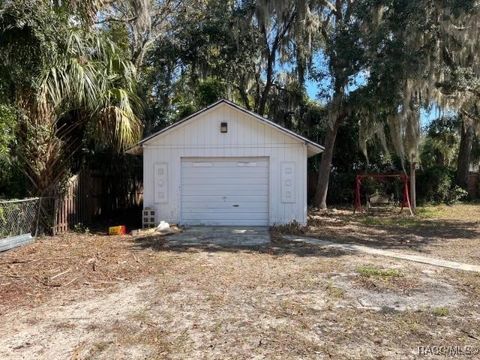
left=130, top=99, right=323, bottom=226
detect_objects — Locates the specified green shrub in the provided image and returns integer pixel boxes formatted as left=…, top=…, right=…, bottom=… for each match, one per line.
left=73, top=222, right=90, bottom=234
left=0, top=104, right=28, bottom=198
left=445, top=185, right=468, bottom=204
left=417, top=166, right=461, bottom=204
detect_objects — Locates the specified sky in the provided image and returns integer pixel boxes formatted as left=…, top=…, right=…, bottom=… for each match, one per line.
left=304, top=74, right=443, bottom=128
left=276, top=49, right=446, bottom=130
left=298, top=50, right=447, bottom=129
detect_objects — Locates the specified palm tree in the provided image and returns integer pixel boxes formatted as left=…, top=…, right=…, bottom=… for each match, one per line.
left=40, top=29, right=142, bottom=150
left=0, top=2, right=142, bottom=196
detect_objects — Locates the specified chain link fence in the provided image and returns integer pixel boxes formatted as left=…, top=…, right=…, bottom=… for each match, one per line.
left=0, top=198, right=40, bottom=239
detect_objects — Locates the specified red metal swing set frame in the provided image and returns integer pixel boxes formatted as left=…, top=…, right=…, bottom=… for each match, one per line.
left=353, top=173, right=413, bottom=213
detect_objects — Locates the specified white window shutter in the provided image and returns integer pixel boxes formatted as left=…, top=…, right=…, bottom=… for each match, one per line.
left=281, top=162, right=295, bottom=203
left=154, top=163, right=168, bottom=203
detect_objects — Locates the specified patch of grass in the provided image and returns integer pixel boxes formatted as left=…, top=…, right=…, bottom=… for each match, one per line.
left=432, top=307, right=449, bottom=317
left=357, top=265, right=402, bottom=278
left=359, top=215, right=424, bottom=228
left=395, top=311, right=428, bottom=336
left=325, top=281, right=344, bottom=299
left=130, top=309, right=149, bottom=323
left=83, top=341, right=113, bottom=359
left=423, top=204, right=480, bottom=222
left=52, top=321, right=76, bottom=330
left=108, top=324, right=171, bottom=354
left=358, top=204, right=477, bottom=228
left=416, top=206, right=443, bottom=219
left=357, top=205, right=449, bottom=228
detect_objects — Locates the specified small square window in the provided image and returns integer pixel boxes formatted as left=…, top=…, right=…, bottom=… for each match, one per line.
left=220, top=122, right=228, bottom=133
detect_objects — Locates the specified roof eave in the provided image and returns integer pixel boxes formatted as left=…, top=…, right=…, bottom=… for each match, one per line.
left=125, top=144, right=143, bottom=155
left=307, top=144, right=324, bottom=157
left=139, top=99, right=225, bottom=146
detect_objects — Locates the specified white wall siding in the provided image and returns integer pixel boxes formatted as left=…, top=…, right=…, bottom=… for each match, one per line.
left=143, top=103, right=308, bottom=225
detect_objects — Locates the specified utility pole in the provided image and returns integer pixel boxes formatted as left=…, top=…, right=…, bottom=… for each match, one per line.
left=410, top=155, right=417, bottom=213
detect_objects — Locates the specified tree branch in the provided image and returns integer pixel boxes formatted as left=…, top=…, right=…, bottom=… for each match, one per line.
left=95, top=16, right=137, bottom=25
left=322, top=0, right=337, bottom=15
left=257, top=9, right=297, bottom=115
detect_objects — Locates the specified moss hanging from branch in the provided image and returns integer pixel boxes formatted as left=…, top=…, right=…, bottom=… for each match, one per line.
left=358, top=0, right=480, bottom=165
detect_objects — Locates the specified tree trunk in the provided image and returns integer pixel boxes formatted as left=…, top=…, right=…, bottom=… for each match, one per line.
left=314, top=118, right=341, bottom=209
left=409, top=158, right=416, bottom=212
left=257, top=54, right=274, bottom=116
left=237, top=82, right=251, bottom=111
left=456, top=120, right=474, bottom=189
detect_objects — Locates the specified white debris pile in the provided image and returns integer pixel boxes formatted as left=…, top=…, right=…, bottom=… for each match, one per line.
left=156, top=221, right=181, bottom=235
left=130, top=221, right=182, bottom=236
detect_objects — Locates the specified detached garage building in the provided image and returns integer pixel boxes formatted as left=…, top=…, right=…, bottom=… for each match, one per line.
left=132, top=99, right=323, bottom=226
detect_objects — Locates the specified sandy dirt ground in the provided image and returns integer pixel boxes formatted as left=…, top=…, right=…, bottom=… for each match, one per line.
left=0, top=205, right=479, bottom=359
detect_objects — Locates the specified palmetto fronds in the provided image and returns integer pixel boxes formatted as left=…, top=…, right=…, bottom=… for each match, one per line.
left=0, top=1, right=143, bottom=194
left=39, top=29, right=142, bottom=150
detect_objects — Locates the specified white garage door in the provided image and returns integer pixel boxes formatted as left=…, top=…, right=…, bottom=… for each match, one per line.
left=181, top=157, right=269, bottom=226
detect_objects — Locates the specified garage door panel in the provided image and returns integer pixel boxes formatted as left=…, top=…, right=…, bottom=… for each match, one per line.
left=181, top=157, right=269, bottom=226
left=182, top=167, right=267, bottom=177
left=182, top=174, right=268, bottom=181
left=185, top=219, right=268, bottom=226
left=182, top=183, right=269, bottom=190
left=182, top=177, right=268, bottom=185
left=182, top=213, right=268, bottom=221
left=183, top=205, right=269, bottom=212
left=182, top=200, right=268, bottom=208
left=181, top=187, right=268, bottom=196
left=182, top=193, right=268, bottom=201
left=182, top=160, right=268, bottom=167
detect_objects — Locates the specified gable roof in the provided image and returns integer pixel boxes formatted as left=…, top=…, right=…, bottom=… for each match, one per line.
left=128, top=99, right=324, bottom=156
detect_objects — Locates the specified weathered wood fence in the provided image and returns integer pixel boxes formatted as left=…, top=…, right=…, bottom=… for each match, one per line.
left=52, top=170, right=143, bottom=235
left=53, top=173, right=89, bottom=234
